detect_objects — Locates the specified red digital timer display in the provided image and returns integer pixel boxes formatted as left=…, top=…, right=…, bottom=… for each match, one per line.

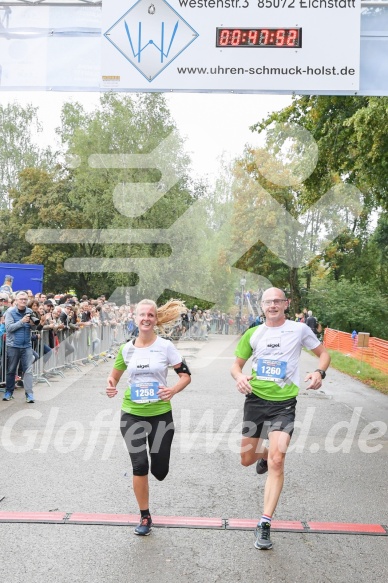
left=216, top=28, right=302, bottom=48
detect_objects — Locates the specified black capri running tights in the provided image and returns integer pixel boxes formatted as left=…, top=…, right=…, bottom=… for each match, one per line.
left=120, top=411, right=175, bottom=481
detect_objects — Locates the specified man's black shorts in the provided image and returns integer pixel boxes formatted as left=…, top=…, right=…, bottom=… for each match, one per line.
left=242, top=394, right=297, bottom=439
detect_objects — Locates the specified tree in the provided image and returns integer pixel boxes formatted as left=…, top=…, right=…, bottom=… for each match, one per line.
left=25, top=93, right=209, bottom=299
left=308, top=278, right=388, bottom=340
left=343, top=97, right=388, bottom=210
left=372, top=212, right=388, bottom=290
left=4, top=167, right=85, bottom=293
left=0, top=102, right=54, bottom=209
left=237, top=96, right=388, bottom=311
left=228, top=126, right=362, bottom=313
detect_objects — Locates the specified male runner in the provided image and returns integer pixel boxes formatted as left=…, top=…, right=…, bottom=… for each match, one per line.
left=231, top=287, right=330, bottom=549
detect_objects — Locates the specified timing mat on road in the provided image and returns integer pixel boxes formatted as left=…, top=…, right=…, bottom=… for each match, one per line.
left=0, top=512, right=386, bottom=536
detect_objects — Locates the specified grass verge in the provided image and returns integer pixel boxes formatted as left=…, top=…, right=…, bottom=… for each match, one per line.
left=307, top=348, right=388, bottom=396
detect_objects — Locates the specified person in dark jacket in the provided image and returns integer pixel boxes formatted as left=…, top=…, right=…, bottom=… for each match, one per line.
left=3, top=291, right=36, bottom=403
left=306, top=310, right=319, bottom=337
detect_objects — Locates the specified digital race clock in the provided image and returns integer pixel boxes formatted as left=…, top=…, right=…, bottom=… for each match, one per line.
left=216, top=28, right=302, bottom=48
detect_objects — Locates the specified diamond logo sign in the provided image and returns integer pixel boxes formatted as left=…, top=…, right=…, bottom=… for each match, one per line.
left=104, top=0, right=199, bottom=82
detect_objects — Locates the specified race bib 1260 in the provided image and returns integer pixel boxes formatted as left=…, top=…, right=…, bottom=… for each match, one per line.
left=256, top=358, right=287, bottom=382
left=130, top=381, right=159, bottom=403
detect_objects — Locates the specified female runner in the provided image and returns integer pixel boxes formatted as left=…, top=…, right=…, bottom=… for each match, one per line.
left=106, top=299, right=191, bottom=536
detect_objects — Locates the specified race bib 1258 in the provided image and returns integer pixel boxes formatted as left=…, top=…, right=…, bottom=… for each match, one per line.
left=130, top=381, right=159, bottom=403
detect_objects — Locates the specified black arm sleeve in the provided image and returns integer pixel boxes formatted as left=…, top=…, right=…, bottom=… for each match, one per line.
left=174, top=360, right=191, bottom=376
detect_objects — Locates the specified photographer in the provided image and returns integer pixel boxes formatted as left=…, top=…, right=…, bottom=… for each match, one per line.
left=3, top=291, right=37, bottom=403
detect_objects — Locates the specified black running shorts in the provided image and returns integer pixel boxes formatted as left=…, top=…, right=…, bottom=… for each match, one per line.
left=242, top=394, right=297, bottom=439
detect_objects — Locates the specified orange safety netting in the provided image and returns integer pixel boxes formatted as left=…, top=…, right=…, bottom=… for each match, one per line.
left=323, top=328, right=388, bottom=375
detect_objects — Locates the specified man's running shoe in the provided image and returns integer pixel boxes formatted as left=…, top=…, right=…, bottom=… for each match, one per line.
left=256, top=458, right=268, bottom=474
left=25, top=393, right=35, bottom=403
left=134, top=516, right=152, bottom=536
left=2, top=391, right=14, bottom=401
left=254, top=522, right=273, bottom=550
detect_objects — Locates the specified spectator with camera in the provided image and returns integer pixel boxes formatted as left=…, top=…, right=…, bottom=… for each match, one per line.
left=3, top=291, right=37, bottom=403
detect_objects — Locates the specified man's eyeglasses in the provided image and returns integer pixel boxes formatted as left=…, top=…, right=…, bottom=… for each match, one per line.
left=262, top=299, right=287, bottom=306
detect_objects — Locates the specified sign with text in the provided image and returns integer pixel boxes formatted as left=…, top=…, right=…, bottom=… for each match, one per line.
left=102, top=0, right=361, bottom=91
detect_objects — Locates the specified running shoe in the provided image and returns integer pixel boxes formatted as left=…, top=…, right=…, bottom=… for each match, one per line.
left=256, top=458, right=268, bottom=474
left=134, top=516, right=152, bottom=536
left=2, top=391, right=14, bottom=401
left=25, top=393, right=35, bottom=403
left=254, top=522, right=273, bottom=550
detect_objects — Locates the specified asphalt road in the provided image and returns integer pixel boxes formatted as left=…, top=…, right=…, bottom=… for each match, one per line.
left=0, top=334, right=387, bottom=583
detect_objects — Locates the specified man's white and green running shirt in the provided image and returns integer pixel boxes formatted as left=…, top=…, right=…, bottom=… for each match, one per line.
left=235, top=321, right=320, bottom=401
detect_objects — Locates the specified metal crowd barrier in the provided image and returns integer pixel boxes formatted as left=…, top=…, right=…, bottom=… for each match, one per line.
left=0, top=323, right=127, bottom=392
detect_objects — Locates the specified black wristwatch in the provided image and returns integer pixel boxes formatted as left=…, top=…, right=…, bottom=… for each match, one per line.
left=315, top=369, right=326, bottom=379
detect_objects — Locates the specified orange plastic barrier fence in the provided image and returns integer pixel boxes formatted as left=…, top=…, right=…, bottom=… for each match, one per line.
left=323, top=328, right=388, bottom=374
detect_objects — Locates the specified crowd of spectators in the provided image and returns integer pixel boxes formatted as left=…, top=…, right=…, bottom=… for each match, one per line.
left=0, top=290, right=141, bottom=384
left=162, top=307, right=259, bottom=339
left=1, top=291, right=129, bottom=345
left=0, top=282, right=327, bottom=402
left=2, top=284, right=311, bottom=359
left=1, top=291, right=247, bottom=351
left=0, top=287, right=324, bottom=345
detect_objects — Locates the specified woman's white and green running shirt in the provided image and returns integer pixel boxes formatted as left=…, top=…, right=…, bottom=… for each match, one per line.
left=113, top=337, right=182, bottom=416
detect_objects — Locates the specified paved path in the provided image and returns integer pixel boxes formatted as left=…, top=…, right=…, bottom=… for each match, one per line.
left=0, top=335, right=387, bottom=583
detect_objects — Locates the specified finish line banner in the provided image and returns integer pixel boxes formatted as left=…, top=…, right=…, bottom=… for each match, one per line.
left=101, top=0, right=361, bottom=91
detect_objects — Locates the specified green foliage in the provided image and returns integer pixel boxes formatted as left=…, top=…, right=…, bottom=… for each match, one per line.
left=0, top=102, right=55, bottom=208
left=228, top=142, right=361, bottom=312
left=1, top=93, right=211, bottom=299
left=230, top=95, right=388, bottom=320
left=372, top=212, right=388, bottom=290
left=2, top=92, right=388, bottom=323
left=343, top=97, right=388, bottom=209
left=57, top=95, right=233, bottom=306
left=4, top=166, right=84, bottom=292
left=308, top=278, right=388, bottom=339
